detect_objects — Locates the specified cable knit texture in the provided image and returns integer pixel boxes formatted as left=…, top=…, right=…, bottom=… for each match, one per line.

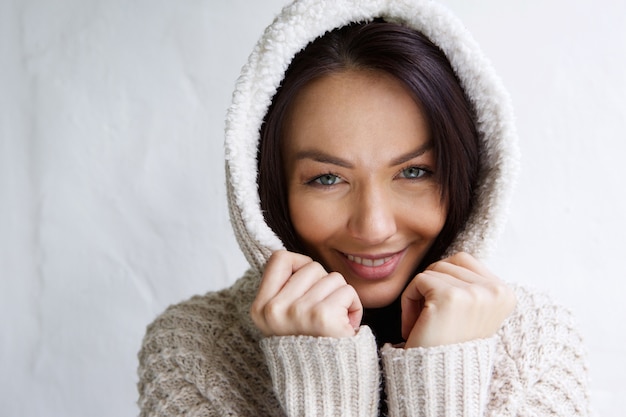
left=137, top=272, right=591, bottom=416
left=137, top=0, right=591, bottom=415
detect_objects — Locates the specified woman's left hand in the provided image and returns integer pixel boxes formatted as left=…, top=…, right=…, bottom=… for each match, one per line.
left=401, top=252, right=516, bottom=348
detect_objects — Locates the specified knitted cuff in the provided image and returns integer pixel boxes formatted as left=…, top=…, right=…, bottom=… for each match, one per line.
left=381, top=337, right=496, bottom=417
left=260, top=326, right=380, bottom=417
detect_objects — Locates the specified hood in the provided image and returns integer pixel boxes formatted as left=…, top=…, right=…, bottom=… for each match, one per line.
left=224, top=0, right=520, bottom=273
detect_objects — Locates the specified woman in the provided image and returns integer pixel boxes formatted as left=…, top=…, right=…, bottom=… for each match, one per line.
left=137, top=0, right=591, bottom=416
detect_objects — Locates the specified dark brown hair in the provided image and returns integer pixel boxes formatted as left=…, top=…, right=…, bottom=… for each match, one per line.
left=258, top=20, right=480, bottom=272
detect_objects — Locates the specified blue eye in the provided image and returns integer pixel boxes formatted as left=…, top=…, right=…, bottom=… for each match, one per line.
left=314, top=174, right=341, bottom=186
left=400, top=166, right=427, bottom=179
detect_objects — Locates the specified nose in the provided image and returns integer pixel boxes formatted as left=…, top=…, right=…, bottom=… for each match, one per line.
left=347, top=183, right=397, bottom=245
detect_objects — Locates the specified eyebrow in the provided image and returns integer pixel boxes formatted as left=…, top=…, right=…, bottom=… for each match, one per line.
left=293, top=142, right=433, bottom=168
left=389, top=142, right=433, bottom=166
left=293, top=150, right=354, bottom=168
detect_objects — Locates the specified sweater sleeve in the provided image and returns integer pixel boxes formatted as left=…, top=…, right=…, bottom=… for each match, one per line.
left=137, top=290, right=287, bottom=417
left=260, top=325, right=381, bottom=417
left=138, top=347, right=222, bottom=417
left=486, top=287, right=592, bottom=417
left=381, top=337, right=496, bottom=417
left=380, top=287, right=592, bottom=417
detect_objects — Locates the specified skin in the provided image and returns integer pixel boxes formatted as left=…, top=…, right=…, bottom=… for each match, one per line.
left=250, top=70, right=516, bottom=348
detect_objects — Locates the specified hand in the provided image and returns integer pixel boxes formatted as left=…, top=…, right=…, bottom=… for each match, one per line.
left=250, top=250, right=363, bottom=338
left=401, top=252, right=516, bottom=348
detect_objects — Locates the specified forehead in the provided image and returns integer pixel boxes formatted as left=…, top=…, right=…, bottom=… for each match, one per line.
left=282, top=70, right=430, bottom=163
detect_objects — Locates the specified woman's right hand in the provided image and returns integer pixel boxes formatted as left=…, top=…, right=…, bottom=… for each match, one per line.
left=250, top=250, right=363, bottom=338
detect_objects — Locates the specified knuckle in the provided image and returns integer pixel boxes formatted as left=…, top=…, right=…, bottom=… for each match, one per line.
left=468, top=284, right=498, bottom=304
left=428, top=262, right=443, bottom=273
left=310, top=306, right=332, bottom=328
left=344, top=283, right=358, bottom=297
left=270, top=250, right=312, bottom=264
left=466, top=285, right=483, bottom=301
left=487, top=280, right=511, bottom=301
left=250, top=300, right=262, bottom=318
left=333, top=284, right=351, bottom=299
left=298, top=259, right=326, bottom=276
left=268, top=250, right=287, bottom=263
left=250, top=305, right=262, bottom=325
left=263, top=299, right=284, bottom=321
left=414, top=272, right=428, bottom=284
left=310, top=261, right=327, bottom=275
left=455, top=251, right=473, bottom=262
left=250, top=301, right=271, bottom=335
left=286, top=301, right=307, bottom=320
left=326, top=271, right=347, bottom=284
left=442, top=286, right=466, bottom=303
left=489, top=281, right=506, bottom=297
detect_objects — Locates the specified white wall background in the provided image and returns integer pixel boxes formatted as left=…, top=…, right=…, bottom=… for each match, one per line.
left=1, top=0, right=624, bottom=416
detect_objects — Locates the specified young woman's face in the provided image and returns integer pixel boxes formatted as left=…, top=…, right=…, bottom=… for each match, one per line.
left=282, top=70, right=447, bottom=308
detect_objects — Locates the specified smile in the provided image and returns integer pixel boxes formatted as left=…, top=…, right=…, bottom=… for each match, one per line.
left=345, top=254, right=394, bottom=267
left=340, top=250, right=407, bottom=281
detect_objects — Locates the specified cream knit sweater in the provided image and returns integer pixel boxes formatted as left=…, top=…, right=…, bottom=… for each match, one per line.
left=138, top=270, right=590, bottom=416
left=137, top=0, right=592, bottom=415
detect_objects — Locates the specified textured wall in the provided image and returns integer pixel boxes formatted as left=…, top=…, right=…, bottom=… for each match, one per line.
left=1, top=0, right=624, bottom=416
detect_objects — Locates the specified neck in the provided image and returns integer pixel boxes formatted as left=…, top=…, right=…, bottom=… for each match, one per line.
left=361, top=297, right=403, bottom=348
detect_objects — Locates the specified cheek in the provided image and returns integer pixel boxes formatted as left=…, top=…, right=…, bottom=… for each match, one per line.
left=400, top=191, right=447, bottom=237
left=425, top=199, right=447, bottom=232
left=288, top=194, right=342, bottom=247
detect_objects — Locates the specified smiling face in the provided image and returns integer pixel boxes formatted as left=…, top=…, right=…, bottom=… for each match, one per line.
left=282, top=70, right=447, bottom=308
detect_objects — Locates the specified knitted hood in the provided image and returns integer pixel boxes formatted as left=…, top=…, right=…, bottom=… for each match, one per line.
left=224, top=0, right=519, bottom=273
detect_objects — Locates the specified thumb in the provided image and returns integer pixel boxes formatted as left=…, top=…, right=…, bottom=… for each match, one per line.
left=346, top=287, right=363, bottom=333
left=348, top=300, right=363, bottom=332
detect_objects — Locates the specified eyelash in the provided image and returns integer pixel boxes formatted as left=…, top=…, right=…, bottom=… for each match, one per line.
left=306, top=165, right=433, bottom=187
left=396, top=164, right=433, bottom=180
left=307, top=172, right=343, bottom=187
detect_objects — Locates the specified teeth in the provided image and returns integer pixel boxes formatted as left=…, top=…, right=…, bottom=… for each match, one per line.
left=346, top=254, right=393, bottom=267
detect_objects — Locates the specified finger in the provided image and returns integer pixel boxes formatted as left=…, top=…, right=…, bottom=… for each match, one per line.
left=251, top=251, right=314, bottom=335
left=276, top=261, right=330, bottom=301
left=258, top=263, right=329, bottom=333
left=428, top=255, right=511, bottom=308
left=279, top=272, right=347, bottom=329
left=406, top=269, right=469, bottom=302
left=254, top=250, right=314, bottom=307
left=293, top=272, right=349, bottom=308
left=400, top=270, right=468, bottom=339
left=428, top=260, right=490, bottom=285
left=410, top=268, right=513, bottom=328
left=432, top=252, right=498, bottom=280
left=317, top=285, right=363, bottom=337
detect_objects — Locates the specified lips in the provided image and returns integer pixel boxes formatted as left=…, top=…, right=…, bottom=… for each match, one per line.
left=342, top=250, right=405, bottom=280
